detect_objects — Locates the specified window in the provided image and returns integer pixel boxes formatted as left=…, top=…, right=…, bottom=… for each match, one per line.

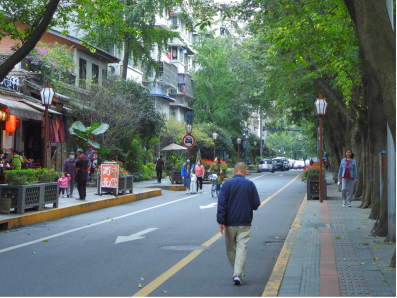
left=172, top=16, right=178, bottom=26
left=79, top=58, right=87, bottom=88
left=169, top=46, right=178, bottom=60
left=169, top=107, right=177, bottom=118
left=92, top=64, right=99, bottom=84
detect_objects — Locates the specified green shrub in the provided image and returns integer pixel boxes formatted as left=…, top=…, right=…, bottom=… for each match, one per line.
left=5, top=169, right=58, bottom=185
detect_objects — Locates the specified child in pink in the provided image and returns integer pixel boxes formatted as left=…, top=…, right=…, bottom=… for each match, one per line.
left=58, top=172, right=71, bottom=198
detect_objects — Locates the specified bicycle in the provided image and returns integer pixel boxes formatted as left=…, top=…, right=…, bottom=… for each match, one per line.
left=209, top=174, right=219, bottom=197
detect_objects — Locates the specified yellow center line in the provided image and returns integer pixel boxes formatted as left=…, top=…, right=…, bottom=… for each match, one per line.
left=132, top=173, right=300, bottom=297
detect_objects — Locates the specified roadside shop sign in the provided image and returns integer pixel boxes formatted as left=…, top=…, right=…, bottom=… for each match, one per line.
left=100, top=163, right=119, bottom=189
left=182, top=134, right=195, bottom=148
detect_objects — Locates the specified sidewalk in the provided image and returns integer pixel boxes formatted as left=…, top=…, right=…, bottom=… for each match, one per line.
left=263, top=172, right=396, bottom=297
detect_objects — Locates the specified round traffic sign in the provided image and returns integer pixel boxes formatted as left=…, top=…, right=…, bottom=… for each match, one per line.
left=182, top=134, right=195, bottom=148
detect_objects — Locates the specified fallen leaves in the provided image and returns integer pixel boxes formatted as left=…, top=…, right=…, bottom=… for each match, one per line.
left=138, top=284, right=142, bottom=288
left=289, top=223, right=292, bottom=225
left=360, top=262, right=365, bottom=265
left=374, top=247, right=378, bottom=251
left=315, top=227, right=319, bottom=230
left=163, top=290, right=167, bottom=293
left=372, top=261, right=376, bottom=264
left=32, top=252, right=36, bottom=254
left=335, top=236, right=340, bottom=239
left=141, top=278, right=145, bottom=280
left=42, top=240, right=48, bottom=242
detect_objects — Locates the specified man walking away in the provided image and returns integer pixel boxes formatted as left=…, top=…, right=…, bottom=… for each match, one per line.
left=63, top=151, right=76, bottom=198
left=217, top=162, right=261, bottom=285
left=155, top=155, right=165, bottom=183
left=75, top=148, right=89, bottom=200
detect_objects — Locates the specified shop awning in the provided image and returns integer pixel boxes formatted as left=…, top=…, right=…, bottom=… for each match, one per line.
left=0, top=96, right=43, bottom=121
left=17, top=99, right=62, bottom=116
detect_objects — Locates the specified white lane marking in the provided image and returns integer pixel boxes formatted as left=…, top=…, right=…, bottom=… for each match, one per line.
left=0, top=194, right=199, bottom=254
left=278, top=174, right=283, bottom=176
left=115, top=228, right=158, bottom=244
left=248, top=173, right=269, bottom=181
left=199, top=203, right=217, bottom=209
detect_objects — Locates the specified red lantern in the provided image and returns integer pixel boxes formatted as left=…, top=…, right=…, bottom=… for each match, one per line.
left=6, top=115, right=16, bottom=133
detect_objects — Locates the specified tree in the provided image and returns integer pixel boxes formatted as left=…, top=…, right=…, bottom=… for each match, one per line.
left=0, top=0, right=123, bottom=81
left=80, top=0, right=180, bottom=80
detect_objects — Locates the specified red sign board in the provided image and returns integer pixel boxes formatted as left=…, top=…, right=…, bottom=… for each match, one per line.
left=182, top=134, right=195, bottom=148
left=100, top=164, right=119, bottom=189
left=15, top=117, right=20, bottom=128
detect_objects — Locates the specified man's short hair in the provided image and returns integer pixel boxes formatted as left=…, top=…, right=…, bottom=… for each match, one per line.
left=160, top=154, right=163, bottom=158
left=77, top=148, right=84, bottom=154
left=234, top=162, right=247, bottom=171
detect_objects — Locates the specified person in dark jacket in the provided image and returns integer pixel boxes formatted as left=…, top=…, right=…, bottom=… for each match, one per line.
left=217, top=162, right=261, bottom=286
left=63, top=151, right=76, bottom=198
left=75, top=148, right=89, bottom=200
left=155, top=155, right=165, bottom=183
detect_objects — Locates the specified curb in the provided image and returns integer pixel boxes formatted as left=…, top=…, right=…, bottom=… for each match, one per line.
left=145, top=185, right=186, bottom=191
left=0, top=189, right=161, bottom=230
left=262, top=194, right=308, bottom=297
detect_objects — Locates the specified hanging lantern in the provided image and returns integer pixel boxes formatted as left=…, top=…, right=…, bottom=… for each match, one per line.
left=6, top=115, right=16, bottom=133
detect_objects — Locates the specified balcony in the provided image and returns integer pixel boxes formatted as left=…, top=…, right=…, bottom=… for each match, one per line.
left=143, top=61, right=178, bottom=89
left=177, top=74, right=194, bottom=99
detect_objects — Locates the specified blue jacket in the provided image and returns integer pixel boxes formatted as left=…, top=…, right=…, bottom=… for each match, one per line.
left=217, top=174, right=261, bottom=226
left=181, top=163, right=194, bottom=178
left=338, top=158, right=358, bottom=180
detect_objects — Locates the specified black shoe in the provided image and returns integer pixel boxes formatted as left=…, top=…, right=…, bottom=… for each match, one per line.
left=67, top=195, right=70, bottom=198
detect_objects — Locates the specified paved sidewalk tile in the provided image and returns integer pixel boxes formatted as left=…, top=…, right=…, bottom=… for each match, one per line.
left=327, top=174, right=395, bottom=297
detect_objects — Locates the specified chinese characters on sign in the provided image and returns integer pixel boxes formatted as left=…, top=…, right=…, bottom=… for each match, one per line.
left=100, top=164, right=119, bottom=188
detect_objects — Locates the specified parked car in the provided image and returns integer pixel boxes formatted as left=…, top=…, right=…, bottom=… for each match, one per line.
left=294, top=160, right=305, bottom=169
left=288, top=159, right=295, bottom=169
left=283, top=159, right=290, bottom=170
left=257, top=159, right=275, bottom=173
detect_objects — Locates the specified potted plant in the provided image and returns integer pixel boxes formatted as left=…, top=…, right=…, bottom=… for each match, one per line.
left=301, top=163, right=326, bottom=200
left=0, top=169, right=59, bottom=214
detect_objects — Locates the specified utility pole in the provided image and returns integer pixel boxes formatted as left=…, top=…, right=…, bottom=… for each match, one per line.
left=259, top=114, right=263, bottom=158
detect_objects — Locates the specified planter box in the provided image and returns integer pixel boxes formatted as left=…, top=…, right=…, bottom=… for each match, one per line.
left=0, top=182, right=59, bottom=214
left=307, top=179, right=327, bottom=200
left=169, top=171, right=182, bottom=184
left=101, top=175, right=134, bottom=196
left=0, top=197, right=11, bottom=214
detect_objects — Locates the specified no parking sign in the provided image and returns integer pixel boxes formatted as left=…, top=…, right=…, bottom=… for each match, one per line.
left=182, top=134, right=195, bottom=148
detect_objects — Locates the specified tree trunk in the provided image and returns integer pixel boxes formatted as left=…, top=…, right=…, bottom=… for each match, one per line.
left=344, top=0, right=396, bottom=147
left=0, top=0, right=61, bottom=81
left=390, top=250, right=396, bottom=268
left=122, top=37, right=131, bottom=80
left=355, top=153, right=363, bottom=199
left=373, top=160, right=388, bottom=236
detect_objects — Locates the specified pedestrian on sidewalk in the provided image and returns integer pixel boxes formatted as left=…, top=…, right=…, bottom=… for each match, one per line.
left=338, top=149, right=358, bottom=207
left=181, top=159, right=194, bottom=194
left=210, top=157, right=224, bottom=192
left=195, top=160, right=205, bottom=193
left=217, top=162, right=261, bottom=286
left=63, top=151, right=76, bottom=198
left=75, top=148, right=89, bottom=200
left=155, top=155, right=165, bottom=183
left=58, top=173, right=71, bottom=198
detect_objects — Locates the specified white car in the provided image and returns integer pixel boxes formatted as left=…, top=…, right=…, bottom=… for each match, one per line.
left=295, top=160, right=305, bottom=169
left=257, top=159, right=275, bottom=173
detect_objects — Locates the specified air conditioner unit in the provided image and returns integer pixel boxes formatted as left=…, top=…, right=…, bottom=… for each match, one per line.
left=169, top=89, right=178, bottom=94
left=108, top=63, right=121, bottom=76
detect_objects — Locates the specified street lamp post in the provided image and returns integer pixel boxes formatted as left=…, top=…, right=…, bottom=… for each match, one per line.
left=262, top=143, right=265, bottom=157
left=314, top=93, right=328, bottom=203
left=237, top=136, right=241, bottom=162
left=253, top=141, right=257, bottom=163
left=242, top=129, right=248, bottom=165
left=185, top=121, right=192, bottom=158
left=272, top=148, right=274, bottom=158
left=40, top=81, right=54, bottom=169
left=212, top=130, right=218, bottom=160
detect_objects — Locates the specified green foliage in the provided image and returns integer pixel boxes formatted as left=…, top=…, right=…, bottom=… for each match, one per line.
left=6, top=168, right=58, bottom=185
left=27, top=42, right=74, bottom=87
left=69, top=121, right=109, bottom=152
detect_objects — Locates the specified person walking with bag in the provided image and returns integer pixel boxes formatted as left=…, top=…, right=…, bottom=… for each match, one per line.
left=195, top=160, right=205, bottom=193
left=75, top=148, right=89, bottom=200
left=210, top=157, right=224, bottom=192
left=181, top=159, right=194, bottom=194
left=155, top=155, right=165, bottom=183
left=338, top=149, right=358, bottom=207
left=217, top=162, right=261, bottom=285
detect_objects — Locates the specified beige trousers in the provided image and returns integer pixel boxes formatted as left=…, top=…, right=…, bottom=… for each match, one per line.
left=224, top=226, right=251, bottom=278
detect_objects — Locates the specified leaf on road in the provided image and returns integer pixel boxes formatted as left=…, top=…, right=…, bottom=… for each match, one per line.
left=374, top=247, right=378, bottom=251
left=384, top=269, right=392, bottom=271
left=315, top=227, right=318, bottom=229
left=276, top=237, right=279, bottom=238
left=343, top=227, right=346, bottom=229
left=15, top=229, right=19, bottom=231
left=138, top=284, right=142, bottom=288
left=314, top=214, right=316, bottom=216
left=374, top=257, right=378, bottom=260
left=273, top=257, right=276, bottom=259
left=372, top=261, right=376, bottom=264
left=362, top=243, right=369, bottom=245
left=382, top=280, right=387, bottom=283
left=347, top=264, right=350, bottom=267
left=81, top=236, right=85, bottom=238
left=141, top=278, right=145, bottom=280
left=297, top=236, right=300, bottom=238
left=285, top=252, right=291, bottom=254
left=28, top=233, right=30, bottom=235
left=242, top=274, right=245, bottom=276
left=343, top=236, right=345, bottom=238
left=289, top=223, right=292, bottom=225
left=388, top=241, right=392, bottom=244
left=6, top=231, right=9, bottom=233
left=42, top=240, right=48, bottom=242
left=67, top=217, right=69, bottom=218
left=301, top=213, right=305, bottom=215
left=163, top=290, right=167, bottom=293
left=360, top=262, right=365, bottom=265
left=343, top=258, right=347, bottom=261
left=32, top=252, right=36, bottom=254
left=44, top=223, right=46, bottom=225
left=335, top=236, right=340, bottom=239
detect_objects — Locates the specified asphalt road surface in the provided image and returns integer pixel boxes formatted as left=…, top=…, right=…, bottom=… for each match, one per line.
left=0, top=170, right=306, bottom=297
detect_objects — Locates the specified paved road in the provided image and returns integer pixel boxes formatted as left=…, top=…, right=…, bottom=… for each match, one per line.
left=0, top=170, right=306, bottom=296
